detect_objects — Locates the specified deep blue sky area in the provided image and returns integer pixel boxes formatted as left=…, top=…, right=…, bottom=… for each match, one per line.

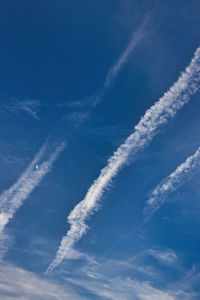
left=0, top=1, right=200, bottom=299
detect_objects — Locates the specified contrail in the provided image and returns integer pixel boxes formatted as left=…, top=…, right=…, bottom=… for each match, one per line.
left=46, top=46, right=200, bottom=273
left=92, top=16, right=150, bottom=106
left=0, top=143, right=47, bottom=211
left=144, top=145, right=200, bottom=221
left=0, top=141, right=66, bottom=233
left=104, top=15, right=149, bottom=89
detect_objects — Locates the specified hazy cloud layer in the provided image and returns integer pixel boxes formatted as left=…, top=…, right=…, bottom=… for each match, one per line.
left=0, top=263, right=86, bottom=300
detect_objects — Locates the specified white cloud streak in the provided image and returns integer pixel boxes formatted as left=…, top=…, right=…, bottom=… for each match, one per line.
left=61, top=252, right=183, bottom=300
left=46, top=46, right=200, bottom=273
left=147, top=248, right=178, bottom=265
left=104, top=15, right=149, bottom=89
left=91, top=16, right=149, bottom=107
left=0, top=232, right=13, bottom=262
left=144, top=145, right=200, bottom=220
left=59, top=16, right=149, bottom=110
left=0, top=141, right=66, bottom=234
left=67, top=275, right=175, bottom=300
left=55, top=249, right=197, bottom=300
left=4, top=99, right=41, bottom=119
left=0, top=263, right=86, bottom=300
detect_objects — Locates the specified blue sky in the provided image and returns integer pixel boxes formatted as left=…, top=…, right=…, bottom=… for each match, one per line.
left=1, top=1, right=200, bottom=299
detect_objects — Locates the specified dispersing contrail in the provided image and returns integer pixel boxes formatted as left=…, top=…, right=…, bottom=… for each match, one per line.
left=92, top=16, right=149, bottom=106
left=104, top=15, right=149, bottom=89
left=46, top=46, right=200, bottom=273
left=0, top=141, right=66, bottom=233
left=144, top=146, right=200, bottom=221
left=0, top=143, right=47, bottom=212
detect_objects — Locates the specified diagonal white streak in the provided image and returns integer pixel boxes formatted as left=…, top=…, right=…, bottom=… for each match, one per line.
left=104, top=16, right=149, bottom=89
left=144, top=146, right=200, bottom=220
left=85, top=16, right=149, bottom=107
left=0, top=143, right=47, bottom=211
left=46, top=46, right=200, bottom=273
left=0, top=141, right=66, bottom=233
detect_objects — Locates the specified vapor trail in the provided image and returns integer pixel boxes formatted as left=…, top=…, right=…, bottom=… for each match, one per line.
left=104, top=16, right=149, bottom=89
left=92, top=16, right=149, bottom=106
left=0, top=141, right=66, bottom=233
left=144, top=146, right=200, bottom=221
left=46, top=46, right=200, bottom=273
left=0, top=143, right=47, bottom=211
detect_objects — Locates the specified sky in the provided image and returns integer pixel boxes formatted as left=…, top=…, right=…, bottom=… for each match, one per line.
left=1, top=1, right=200, bottom=299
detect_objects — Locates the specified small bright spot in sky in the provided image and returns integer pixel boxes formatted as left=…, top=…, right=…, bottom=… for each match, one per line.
left=35, top=165, right=39, bottom=169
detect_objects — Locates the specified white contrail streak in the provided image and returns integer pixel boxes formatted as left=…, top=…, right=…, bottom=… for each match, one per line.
left=144, top=146, right=200, bottom=220
left=0, top=143, right=47, bottom=211
left=104, top=16, right=149, bottom=89
left=92, top=16, right=149, bottom=106
left=46, top=46, right=200, bottom=273
left=0, top=141, right=66, bottom=233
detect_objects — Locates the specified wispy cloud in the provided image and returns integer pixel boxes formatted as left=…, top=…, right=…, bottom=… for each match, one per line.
left=0, top=141, right=66, bottom=235
left=170, top=265, right=200, bottom=297
left=4, top=99, right=41, bottom=119
left=144, top=145, right=200, bottom=220
left=59, top=251, right=192, bottom=300
left=147, top=248, right=178, bottom=265
left=104, top=15, right=149, bottom=89
left=64, top=111, right=90, bottom=126
left=68, top=275, right=175, bottom=300
left=59, top=15, right=149, bottom=110
left=3, top=255, right=195, bottom=300
left=0, top=232, right=13, bottom=261
left=47, top=47, right=200, bottom=272
left=93, top=16, right=150, bottom=106
left=0, top=263, right=86, bottom=300
left=46, top=46, right=200, bottom=272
